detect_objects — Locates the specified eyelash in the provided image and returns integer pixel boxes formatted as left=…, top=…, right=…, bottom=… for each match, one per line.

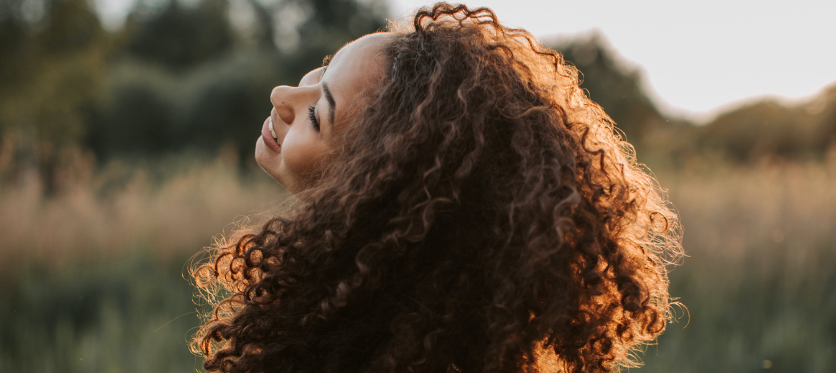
left=308, top=106, right=320, bottom=131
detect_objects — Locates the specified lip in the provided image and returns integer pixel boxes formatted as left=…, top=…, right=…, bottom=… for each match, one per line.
left=261, top=115, right=281, bottom=153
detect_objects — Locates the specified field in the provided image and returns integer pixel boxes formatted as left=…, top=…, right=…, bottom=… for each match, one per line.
left=1, top=152, right=834, bottom=372
left=645, top=158, right=836, bottom=372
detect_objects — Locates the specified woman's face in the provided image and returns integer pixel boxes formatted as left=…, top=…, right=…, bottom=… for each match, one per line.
left=255, top=33, right=393, bottom=192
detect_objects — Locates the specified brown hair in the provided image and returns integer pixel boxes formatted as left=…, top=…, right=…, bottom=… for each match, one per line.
left=192, top=3, right=682, bottom=373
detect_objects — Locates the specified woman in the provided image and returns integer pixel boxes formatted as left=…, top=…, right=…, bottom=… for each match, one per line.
left=193, top=3, right=683, bottom=373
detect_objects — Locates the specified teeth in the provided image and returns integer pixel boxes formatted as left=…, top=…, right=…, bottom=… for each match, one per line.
left=268, top=117, right=277, bottom=140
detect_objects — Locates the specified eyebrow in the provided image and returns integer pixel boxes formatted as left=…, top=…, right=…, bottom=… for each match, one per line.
left=323, top=82, right=336, bottom=127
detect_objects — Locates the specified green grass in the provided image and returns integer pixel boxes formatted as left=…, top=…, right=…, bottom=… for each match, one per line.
left=1, top=252, right=206, bottom=372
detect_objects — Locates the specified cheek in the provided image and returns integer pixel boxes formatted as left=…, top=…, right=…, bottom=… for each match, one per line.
left=282, top=133, right=330, bottom=178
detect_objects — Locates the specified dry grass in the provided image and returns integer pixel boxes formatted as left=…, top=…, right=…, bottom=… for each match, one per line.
left=644, top=157, right=836, bottom=372
left=0, top=147, right=283, bottom=269
left=662, top=156, right=836, bottom=271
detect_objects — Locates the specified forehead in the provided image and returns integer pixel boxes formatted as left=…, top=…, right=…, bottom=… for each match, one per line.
left=323, top=33, right=394, bottom=111
left=327, top=33, right=392, bottom=78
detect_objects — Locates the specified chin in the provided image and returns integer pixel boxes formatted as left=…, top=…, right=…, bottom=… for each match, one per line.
left=256, top=137, right=302, bottom=193
left=255, top=137, right=282, bottom=182
left=256, top=136, right=313, bottom=194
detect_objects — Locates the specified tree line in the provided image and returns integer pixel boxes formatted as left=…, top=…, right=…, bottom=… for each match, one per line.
left=1, top=0, right=834, bottom=187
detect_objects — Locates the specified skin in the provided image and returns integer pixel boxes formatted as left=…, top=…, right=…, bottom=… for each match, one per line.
left=255, top=32, right=394, bottom=193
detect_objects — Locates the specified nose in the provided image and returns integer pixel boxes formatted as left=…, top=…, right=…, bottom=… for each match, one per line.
left=270, top=86, right=296, bottom=125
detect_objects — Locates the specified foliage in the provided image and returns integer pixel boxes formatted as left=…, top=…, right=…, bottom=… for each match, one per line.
left=696, top=84, right=836, bottom=161
left=1, top=253, right=205, bottom=373
left=124, top=0, right=237, bottom=70
left=0, top=0, right=389, bottom=171
left=3, top=0, right=835, bottom=171
left=0, top=0, right=108, bottom=146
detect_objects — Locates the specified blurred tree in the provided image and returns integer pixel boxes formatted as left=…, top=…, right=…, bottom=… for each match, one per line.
left=697, top=83, right=836, bottom=161
left=87, top=70, right=174, bottom=155
left=0, top=0, right=107, bottom=145
left=549, top=33, right=669, bottom=149
left=170, top=55, right=285, bottom=158
left=0, top=0, right=29, bottom=96
left=273, top=0, right=389, bottom=82
left=820, top=86, right=836, bottom=150
left=227, top=0, right=274, bottom=49
left=0, top=0, right=109, bottom=191
left=85, top=0, right=389, bottom=161
left=124, top=0, right=234, bottom=71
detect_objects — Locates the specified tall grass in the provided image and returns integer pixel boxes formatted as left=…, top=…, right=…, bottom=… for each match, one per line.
left=1, top=148, right=282, bottom=373
left=1, top=151, right=834, bottom=372
left=0, top=147, right=282, bottom=270
left=645, top=158, right=836, bottom=372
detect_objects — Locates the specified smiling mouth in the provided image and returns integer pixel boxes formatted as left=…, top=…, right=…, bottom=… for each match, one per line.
left=268, top=117, right=278, bottom=141
left=262, top=116, right=282, bottom=153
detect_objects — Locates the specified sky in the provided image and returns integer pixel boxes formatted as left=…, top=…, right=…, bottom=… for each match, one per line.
left=388, top=0, right=836, bottom=122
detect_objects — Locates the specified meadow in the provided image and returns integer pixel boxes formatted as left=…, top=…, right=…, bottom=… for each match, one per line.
left=1, top=151, right=834, bottom=372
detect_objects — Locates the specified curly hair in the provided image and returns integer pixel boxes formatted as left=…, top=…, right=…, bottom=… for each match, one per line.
left=192, top=3, right=683, bottom=373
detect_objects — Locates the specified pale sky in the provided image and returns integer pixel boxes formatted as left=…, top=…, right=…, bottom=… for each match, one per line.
left=388, top=0, right=836, bottom=122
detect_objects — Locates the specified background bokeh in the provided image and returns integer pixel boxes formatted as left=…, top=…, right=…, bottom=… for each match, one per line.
left=1, top=0, right=834, bottom=372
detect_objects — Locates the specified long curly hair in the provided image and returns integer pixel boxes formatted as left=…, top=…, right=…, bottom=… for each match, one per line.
left=192, top=4, right=683, bottom=373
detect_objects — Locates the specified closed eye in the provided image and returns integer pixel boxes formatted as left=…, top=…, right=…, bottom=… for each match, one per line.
left=308, top=106, right=320, bottom=131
